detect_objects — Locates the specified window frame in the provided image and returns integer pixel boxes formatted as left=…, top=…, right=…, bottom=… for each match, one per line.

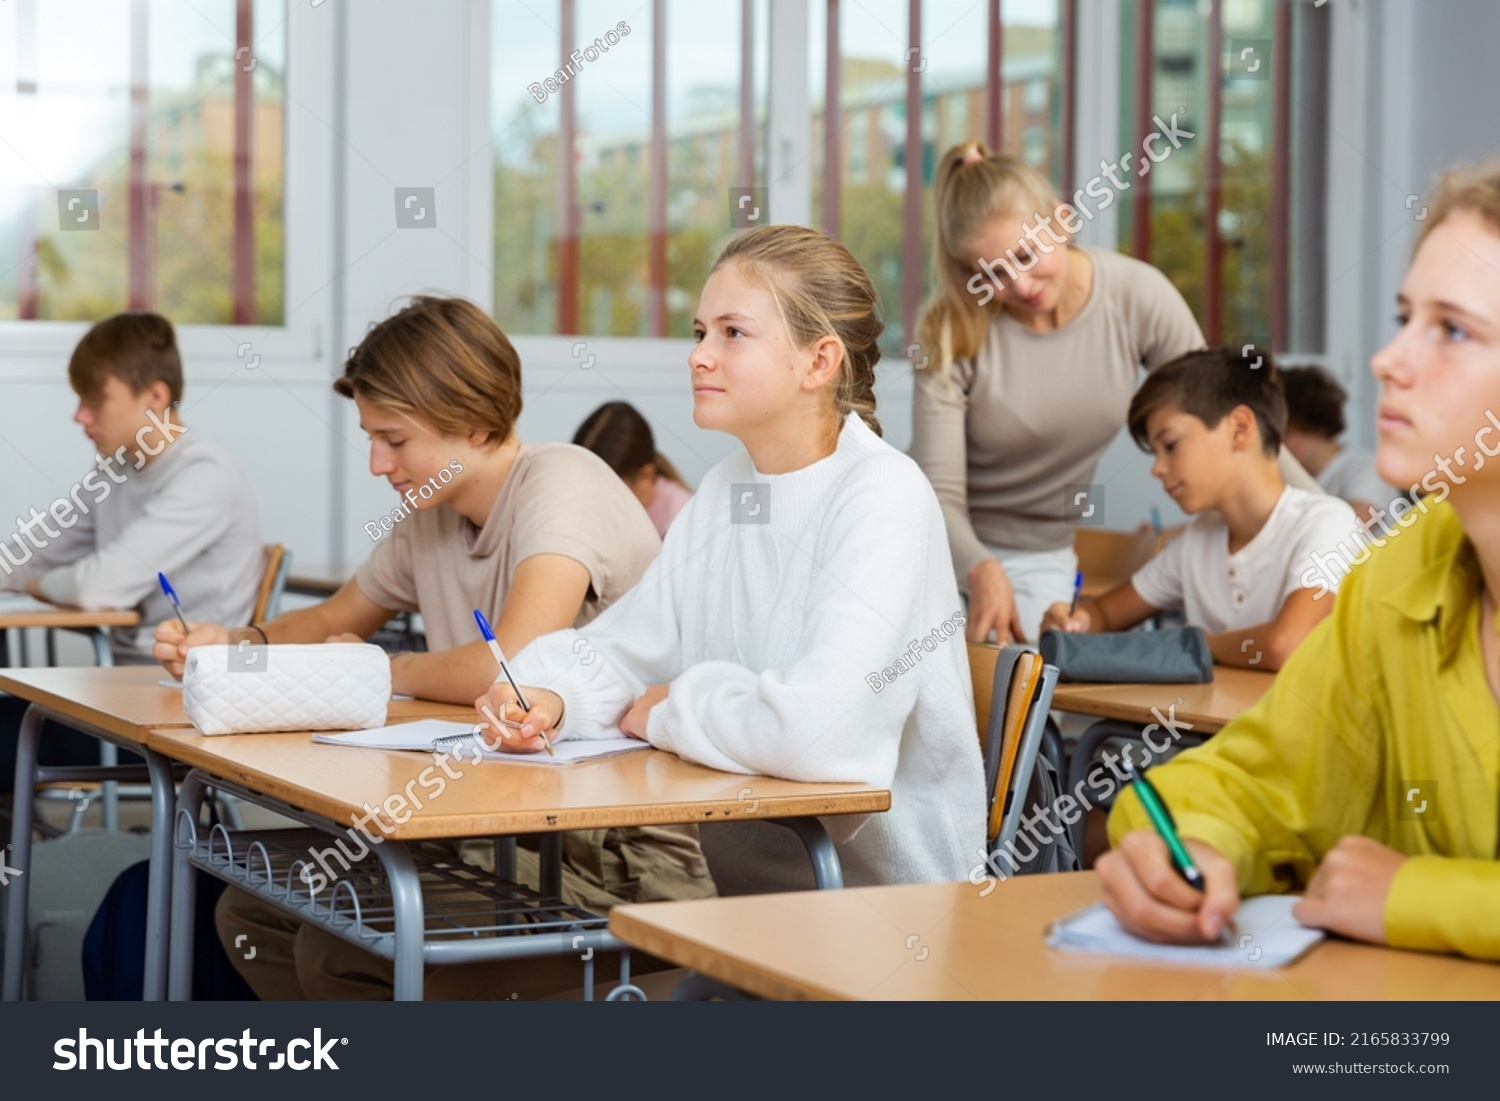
left=0, top=0, right=336, bottom=383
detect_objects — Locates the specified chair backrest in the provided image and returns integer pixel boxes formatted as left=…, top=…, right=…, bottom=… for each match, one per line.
left=1073, top=527, right=1165, bottom=591
left=967, top=642, right=1060, bottom=851
left=251, top=544, right=291, bottom=624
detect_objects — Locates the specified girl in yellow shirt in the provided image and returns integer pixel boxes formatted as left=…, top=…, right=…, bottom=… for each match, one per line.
left=1102, top=160, right=1500, bottom=960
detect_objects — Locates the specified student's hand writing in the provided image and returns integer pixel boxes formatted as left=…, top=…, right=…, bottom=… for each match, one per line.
left=1040, top=601, right=1092, bottom=634
left=620, top=683, right=670, bottom=741
left=1096, top=830, right=1240, bottom=943
left=966, top=559, right=1026, bottom=646
left=1292, top=835, right=1405, bottom=946
left=474, top=684, right=563, bottom=754
left=152, top=620, right=229, bottom=679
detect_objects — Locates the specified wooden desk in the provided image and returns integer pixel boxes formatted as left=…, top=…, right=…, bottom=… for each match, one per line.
left=145, top=727, right=889, bottom=840
left=0, top=596, right=141, bottom=671
left=611, top=871, right=1500, bottom=1001
left=0, top=664, right=475, bottom=1002
left=0, top=665, right=190, bottom=741
left=0, top=604, right=141, bottom=630
left=147, top=728, right=890, bottom=1000
left=0, top=666, right=472, bottom=744
left=1053, top=666, right=1275, bottom=735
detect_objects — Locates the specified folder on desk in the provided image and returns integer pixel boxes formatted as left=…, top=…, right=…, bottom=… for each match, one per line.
left=312, top=718, right=649, bottom=765
left=1046, top=894, right=1324, bottom=969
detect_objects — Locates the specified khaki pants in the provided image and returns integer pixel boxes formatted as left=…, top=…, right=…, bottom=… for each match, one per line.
left=217, top=829, right=716, bottom=1000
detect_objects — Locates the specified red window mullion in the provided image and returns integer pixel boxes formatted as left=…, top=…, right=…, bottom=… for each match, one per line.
left=823, top=0, right=841, bottom=235
left=1203, top=0, right=1223, bottom=343
left=985, top=0, right=1001, bottom=151
left=15, top=0, right=39, bottom=319
left=901, top=0, right=922, bottom=344
left=232, top=0, right=256, bottom=325
left=1270, top=0, right=1292, bottom=351
left=127, top=0, right=151, bottom=310
left=1130, top=0, right=1154, bottom=261
left=1061, top=0, right=1077, bottom=195
left=648, top=0, right=667, bottom=336
left=557, top=0, right=580, bottom=335
left=739, top=0, right=754, bottom=187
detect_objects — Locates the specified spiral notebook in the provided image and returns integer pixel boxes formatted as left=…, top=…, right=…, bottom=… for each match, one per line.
left=1046, top=894, right=1323, bottom=969
left=311, top=718, right=649, bottom=766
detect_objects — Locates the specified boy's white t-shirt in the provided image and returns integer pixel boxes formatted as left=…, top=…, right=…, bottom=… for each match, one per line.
left=1130, top=486, right=1359, bottom=632
left=1318, top=446, right=1404, bottom=510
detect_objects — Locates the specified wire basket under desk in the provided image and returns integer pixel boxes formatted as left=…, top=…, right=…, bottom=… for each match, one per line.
left=170, top=770, right=623, bottom=975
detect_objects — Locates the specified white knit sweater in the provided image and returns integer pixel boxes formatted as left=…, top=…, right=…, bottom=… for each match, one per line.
left=509, top=414, right=985, bottom=893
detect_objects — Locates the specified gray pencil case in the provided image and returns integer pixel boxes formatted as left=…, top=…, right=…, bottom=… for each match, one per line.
left=1038, top=626, right=1214, bottom=683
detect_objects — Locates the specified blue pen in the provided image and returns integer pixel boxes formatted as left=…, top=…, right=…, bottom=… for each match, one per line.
left=1150, top=505, right=1163, bottom=534
left=1068, top=570, right=1084, bottom=617
left=473, top=609, right=552, bottom=756
left=157, top=572, right=191, bottom=634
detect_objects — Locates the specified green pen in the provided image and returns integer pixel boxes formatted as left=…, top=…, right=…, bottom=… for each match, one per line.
left=1126, top=764, right=1205, bottom=892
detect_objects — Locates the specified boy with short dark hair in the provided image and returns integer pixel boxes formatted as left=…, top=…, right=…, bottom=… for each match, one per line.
left=1, top=311, right=262, bottom=661
left=1040, top=346, right=1356, bottom=671
left=1280, top=363, right=1403, bottom=524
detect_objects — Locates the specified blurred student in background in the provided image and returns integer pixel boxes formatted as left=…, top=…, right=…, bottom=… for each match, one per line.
left=573, top=400, right=693, bottom=537
left=1281, top=364, right=1405, bottom=525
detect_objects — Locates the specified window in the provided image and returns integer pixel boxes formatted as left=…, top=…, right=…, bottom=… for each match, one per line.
left=812, top=0, right=1073, bottom=354
left=0, top=0, right=287, bottom=325
left=491, top=0, right=769, bottom=338
left=1117, top=0, right=1311, bottom=350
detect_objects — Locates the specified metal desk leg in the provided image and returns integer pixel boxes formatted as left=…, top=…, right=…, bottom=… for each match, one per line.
left=2, top=705, right=44, bottom=1000
left=493, top=836, right=517, bottom=883
left=87, top=628, right=119, bottom=831
left=143, top=748, right=176, bottom=1000
left=493, top=837, right=518, bottom=927
left=375, top=842, right=425, bottom=1001
left=537, top=833, right=563, bottom=900
left=167, top=772, right=207, bottom=1000
left=767, top=817, right=844, bottom=890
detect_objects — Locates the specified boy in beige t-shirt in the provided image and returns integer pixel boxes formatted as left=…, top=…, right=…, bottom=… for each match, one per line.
left=355, top=442, right=656, bottom=651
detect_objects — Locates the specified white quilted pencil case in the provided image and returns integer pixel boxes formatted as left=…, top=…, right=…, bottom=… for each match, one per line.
left=182, top=642, right=390, bottom=735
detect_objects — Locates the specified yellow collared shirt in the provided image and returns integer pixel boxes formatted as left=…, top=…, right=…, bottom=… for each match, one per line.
left=1109, top=498, right=1500, bottom=959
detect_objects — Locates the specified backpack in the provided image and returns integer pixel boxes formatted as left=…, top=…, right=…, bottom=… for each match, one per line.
left=82, top=861, right=256, bottom=1001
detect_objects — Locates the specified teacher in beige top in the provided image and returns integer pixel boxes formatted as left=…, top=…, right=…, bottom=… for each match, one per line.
left=912, top=140, right=1309, bottom=643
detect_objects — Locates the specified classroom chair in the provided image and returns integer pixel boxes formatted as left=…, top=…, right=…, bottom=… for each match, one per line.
left=252, top=543, right=291, bottom=624
left=968, top=643, right=1072, bottom=874
left=1073, top=526, right=1182, bottom=598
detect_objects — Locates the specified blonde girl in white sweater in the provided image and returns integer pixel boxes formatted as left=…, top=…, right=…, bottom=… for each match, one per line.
left=479, top=225, right=985, bottom=893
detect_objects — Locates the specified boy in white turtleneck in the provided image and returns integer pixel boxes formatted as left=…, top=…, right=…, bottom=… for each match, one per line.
left=480, top=225, right=986, bottom=894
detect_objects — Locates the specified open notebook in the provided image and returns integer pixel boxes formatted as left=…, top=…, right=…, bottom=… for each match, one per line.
left=1046, top=894, right=1324, bottom=969
left=311, top=718, right=649, bottom=766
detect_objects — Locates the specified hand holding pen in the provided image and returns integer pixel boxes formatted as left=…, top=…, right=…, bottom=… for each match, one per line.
left=1094, top=764, right=1242, bottom=944
left=1039, top=572, right=1091, bottom=634
left=472, top=609, right=556, bottom=756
